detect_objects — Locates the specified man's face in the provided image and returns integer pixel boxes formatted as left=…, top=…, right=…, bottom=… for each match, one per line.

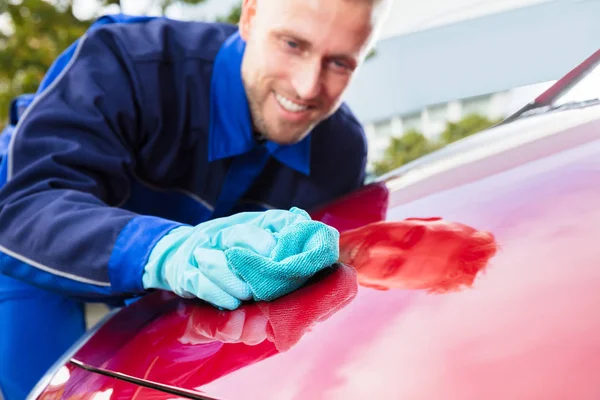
left=239, top=0, right=380, bottom=145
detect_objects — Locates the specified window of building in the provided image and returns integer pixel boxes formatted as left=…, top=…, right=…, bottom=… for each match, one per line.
left=427, top=103, right=448, bottom=123
left=402, top=112, right=422, bottom=132
left=554, top=60, right=600, bottom=106
left=462, top=94, right=492, bottom=116
left=373, top=119, right=394, bottom=136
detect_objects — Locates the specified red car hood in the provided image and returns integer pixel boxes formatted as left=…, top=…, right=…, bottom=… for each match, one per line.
left=70, top=106, right=600, bottom=399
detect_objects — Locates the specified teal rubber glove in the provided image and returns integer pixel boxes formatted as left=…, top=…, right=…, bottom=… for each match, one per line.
left=225, top=210, right=340, bottom=302
left=142, top=207, right=338, bottom=310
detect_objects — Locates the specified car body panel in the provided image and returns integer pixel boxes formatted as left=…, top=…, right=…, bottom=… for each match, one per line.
left=38, top=103, right=600, bottom=400
left=36, top=362, right=188, bottom=400
left=35, top=51, right=600, bottom=398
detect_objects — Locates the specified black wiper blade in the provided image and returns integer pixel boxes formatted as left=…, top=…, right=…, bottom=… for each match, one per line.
left=519, top=98, right=600, bottom=118
left=70, top=359, right=216, bottom=400
left=499, top=98, right=600, bottom=126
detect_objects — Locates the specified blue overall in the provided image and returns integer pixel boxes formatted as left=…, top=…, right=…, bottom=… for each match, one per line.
left=0, top=15, right=367, bottom=399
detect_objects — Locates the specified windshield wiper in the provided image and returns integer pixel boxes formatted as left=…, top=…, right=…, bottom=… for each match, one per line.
left=502, top=98, right=600, bottom=125
left=520, top=98, right=600, bottom=117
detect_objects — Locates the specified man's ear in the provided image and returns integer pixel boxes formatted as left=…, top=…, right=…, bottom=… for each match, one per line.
left=239, top=0, right=257, bottom=41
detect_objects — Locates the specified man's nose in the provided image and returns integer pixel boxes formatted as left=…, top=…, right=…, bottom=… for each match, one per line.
left=291, top=59, right=323, bottom=100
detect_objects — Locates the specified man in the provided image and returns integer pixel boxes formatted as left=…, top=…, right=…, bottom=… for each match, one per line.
left=0, top=0, right=391, bottom=397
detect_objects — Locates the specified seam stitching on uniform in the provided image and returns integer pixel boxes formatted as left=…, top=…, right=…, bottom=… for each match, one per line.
left=0, top=244, right=111, bottom=287
left=7, top=33, right=90, bottom=181
left=2, top=34, right=113, bottom=287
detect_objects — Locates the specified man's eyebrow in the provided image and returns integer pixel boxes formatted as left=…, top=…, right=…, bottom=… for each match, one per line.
left=273, top=29, right=312, bottom=48
left=273, top=29, right=360, bottom=64
left=328, top=53, right=358, bottom=63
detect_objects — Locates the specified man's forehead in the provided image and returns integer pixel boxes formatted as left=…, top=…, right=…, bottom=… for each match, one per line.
left=262, top=0, right=389, bottom=24
left=258, top=0, right=376, bottom=52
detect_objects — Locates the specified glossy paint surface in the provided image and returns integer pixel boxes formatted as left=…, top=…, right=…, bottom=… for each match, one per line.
left=41, top=106, right=600, bottom=399
left=37, top=362, right=189, bottom=400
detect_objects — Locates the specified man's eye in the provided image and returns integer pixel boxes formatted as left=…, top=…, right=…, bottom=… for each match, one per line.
left=330, top=59, right=350, bottom=71
left=286, top=40, right=299, bottom=49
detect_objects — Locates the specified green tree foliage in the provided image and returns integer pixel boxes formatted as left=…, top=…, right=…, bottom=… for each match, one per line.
left=366, top=48, right=376, bottom=60
left=439, top=113, right=502, bottom=144
left=0, top=0, right=241, bottom=129
left=96, top=0, right=209, bottom=16
left=217, top=3, right=241, bottom=24
left=0, top=0, right=91, bottom=127
left=373, top=113, right=501, bottom=176
left=373, top=129, right=440, bottom=176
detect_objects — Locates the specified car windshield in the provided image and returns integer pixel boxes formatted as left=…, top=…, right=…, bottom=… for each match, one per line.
left=504, top=56, right=600, bottom=123
left=553, top=60, right=600, bottom=106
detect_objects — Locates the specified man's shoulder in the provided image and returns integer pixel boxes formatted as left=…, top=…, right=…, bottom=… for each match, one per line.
left=308, top=103, right=367, bottom=186
left=313, top=103, right=367, bottom=155
left=96, top=18, right=238, bottom=63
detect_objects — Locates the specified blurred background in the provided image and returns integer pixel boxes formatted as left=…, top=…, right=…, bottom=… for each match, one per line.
left=1, top=0, right=599, bottom=178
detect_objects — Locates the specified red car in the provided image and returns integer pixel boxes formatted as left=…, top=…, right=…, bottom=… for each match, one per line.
left=28, top=49, right=600, bottom=399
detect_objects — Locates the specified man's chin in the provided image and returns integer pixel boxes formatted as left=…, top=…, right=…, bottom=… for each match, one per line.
left=263, top=126, right=313, bottom=146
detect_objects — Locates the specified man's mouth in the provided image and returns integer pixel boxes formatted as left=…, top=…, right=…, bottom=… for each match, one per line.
left=274, top=92, right=310, bottom=113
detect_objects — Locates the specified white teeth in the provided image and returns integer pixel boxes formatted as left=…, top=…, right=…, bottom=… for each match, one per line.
left=275, top=93, right=309, bottom=112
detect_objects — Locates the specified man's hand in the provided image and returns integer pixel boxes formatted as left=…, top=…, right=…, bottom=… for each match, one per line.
left=142, top=208, right=339, bottom=310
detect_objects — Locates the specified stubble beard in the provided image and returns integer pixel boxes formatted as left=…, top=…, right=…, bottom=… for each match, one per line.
left=244, top=75, right=323, bottom=145
left=246, top=86, right=311, bottom=145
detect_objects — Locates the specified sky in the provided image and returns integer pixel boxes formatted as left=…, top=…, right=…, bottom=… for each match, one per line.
left=70, top=0, right=552, bottom=40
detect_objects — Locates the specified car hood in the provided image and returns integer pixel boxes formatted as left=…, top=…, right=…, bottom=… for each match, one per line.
left=68, top=106, right=600, bottom=399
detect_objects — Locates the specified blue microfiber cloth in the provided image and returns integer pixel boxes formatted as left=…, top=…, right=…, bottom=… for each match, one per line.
left=225, top=218, right=340, bottom=302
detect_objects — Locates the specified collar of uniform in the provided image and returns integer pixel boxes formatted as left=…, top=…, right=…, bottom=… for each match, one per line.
left=208, top=31, right=311, bottom=176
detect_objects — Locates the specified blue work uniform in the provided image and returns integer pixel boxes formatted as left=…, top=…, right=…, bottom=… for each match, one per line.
left=0, top=15, right=367, bottom=399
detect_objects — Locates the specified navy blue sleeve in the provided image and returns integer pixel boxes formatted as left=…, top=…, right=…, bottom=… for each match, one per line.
left=0, top=27, right=182, bottom=300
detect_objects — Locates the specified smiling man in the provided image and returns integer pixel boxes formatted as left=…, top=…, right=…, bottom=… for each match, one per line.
left=0, top=0, right=391, bottom=398
left=240, top=0, right=386, bottom=144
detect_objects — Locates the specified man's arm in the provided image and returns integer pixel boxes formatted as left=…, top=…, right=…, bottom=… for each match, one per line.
left=0, top=27, right=182, bottom=300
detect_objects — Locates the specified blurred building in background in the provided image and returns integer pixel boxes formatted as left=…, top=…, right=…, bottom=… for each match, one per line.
left=343, top=0, right=600, bottom=169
